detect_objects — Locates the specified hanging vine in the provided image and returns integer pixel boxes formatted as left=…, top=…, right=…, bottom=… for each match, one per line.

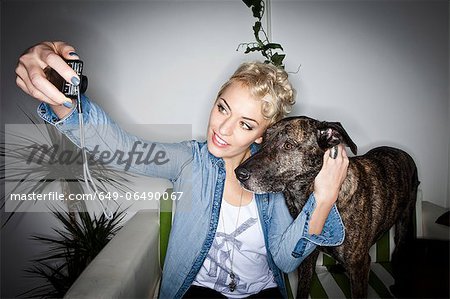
left=237, top=0, right=286, bottom=68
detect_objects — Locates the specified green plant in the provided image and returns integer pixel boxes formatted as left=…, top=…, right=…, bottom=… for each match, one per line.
left=18, top=207, right=127, bottom=298
left=1, top=108, right=136, bottom=297
left=1, top=108, right=135, bottom=227
left=238, top=0, right=286, bottom=68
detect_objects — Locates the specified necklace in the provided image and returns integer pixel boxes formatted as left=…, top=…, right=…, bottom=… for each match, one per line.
left=221, top=187, right=244, bottom=292
left=221, top=150, right=249, bottom=292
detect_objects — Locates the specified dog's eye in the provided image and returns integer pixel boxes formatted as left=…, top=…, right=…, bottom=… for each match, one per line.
left=283, top=141, right=295, bottom=150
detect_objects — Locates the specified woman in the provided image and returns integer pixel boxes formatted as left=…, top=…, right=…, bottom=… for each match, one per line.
left=16, top=41, right=349, bottom=298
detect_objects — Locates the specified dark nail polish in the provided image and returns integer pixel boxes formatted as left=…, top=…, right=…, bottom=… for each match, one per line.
left=71, top=76, right=80, bottom=86
left=69, top=52, right=79, bottom=57
left=63, top=101, right=73, bottom=108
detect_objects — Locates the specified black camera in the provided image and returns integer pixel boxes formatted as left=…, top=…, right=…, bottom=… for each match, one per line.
left=44, top=59, right=88, bottom=99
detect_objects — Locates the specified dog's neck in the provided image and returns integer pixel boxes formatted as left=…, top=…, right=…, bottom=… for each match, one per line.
left=285, top=162, right=357, bottom=217
left=336, top=163, right=357, bottom=205
left=281, top=159, right=357, bottom=218
left=283, top=167, right=321, bottom=217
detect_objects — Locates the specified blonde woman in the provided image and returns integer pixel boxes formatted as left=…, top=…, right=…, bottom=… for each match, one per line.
left=16, top=41, right=348, bottom=298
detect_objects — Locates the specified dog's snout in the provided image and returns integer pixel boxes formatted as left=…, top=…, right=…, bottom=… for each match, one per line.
left=235, top=167, right=250, bottom=181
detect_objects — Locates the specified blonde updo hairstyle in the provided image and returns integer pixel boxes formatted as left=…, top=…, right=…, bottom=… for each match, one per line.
left=216, top=61, right=296, bottom=125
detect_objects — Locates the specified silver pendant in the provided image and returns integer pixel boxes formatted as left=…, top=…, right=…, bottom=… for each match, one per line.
left=228, top=272, right=236, bottom=292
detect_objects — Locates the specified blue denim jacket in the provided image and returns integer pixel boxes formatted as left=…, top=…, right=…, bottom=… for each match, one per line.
left=37, top=95, right=345, bottom=299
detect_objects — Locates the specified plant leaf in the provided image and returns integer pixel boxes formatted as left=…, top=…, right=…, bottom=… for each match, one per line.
left=263, top=43, right=284, bottom=51
left=20, top=207, right=126, bottom=297
left=244, top=46, right=263, bottom=54
left=271, top=53, right=286, bottom=67
left=252, top=21, right=262, bottom=42
left=242, top=0, right=253, bottom=8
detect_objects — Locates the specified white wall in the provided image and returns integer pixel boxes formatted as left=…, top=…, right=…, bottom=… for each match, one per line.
left=1, top=0, right=448, bottom=297
left=3, top=1, right=448, bottom=205
left=272, top=0, right=449, bottom=208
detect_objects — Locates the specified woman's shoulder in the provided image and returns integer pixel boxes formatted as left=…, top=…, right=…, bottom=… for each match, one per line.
left=186, top=140, right=206, bottom=151
left=188, top=140, right=222, bottom=167
left=182, top=140, right=208, bottom=160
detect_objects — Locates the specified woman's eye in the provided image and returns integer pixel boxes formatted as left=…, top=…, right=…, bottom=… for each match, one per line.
left=240, top=122, right=253, bottom=131
left=217, top=103, right=227, bottom=114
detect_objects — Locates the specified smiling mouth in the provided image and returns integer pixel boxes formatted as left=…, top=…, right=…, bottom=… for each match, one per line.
left=212, top=132, right=229, bottom=147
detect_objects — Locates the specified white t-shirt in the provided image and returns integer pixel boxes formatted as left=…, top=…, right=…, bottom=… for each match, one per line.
left=193, top=195, right=278, bottom=298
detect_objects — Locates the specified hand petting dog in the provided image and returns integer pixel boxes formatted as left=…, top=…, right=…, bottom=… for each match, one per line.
left=310, top=144, right=349, bottom=234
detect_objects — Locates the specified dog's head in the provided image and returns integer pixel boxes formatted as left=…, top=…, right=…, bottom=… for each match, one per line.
left=235, top=116, right=357, bottom=193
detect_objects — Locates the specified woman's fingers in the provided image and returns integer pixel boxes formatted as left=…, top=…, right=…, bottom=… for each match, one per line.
left=16, top=76, right=61, bottom=106
left=45, top=42, right=80, bottom=85
left=328, top=144, right=349, bottom=178
left=16, top=62, right=72, bottom=106
left=329, top=145, right=338, bottom=159
left=324, top=144, right=347, bottom=165
left=16, top=41, right=79, bottom=106
left=314, top=144, right=349, bottom=205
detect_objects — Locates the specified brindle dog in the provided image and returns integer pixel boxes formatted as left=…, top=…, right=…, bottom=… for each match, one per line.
left=235, top=116, right=419, bottom=298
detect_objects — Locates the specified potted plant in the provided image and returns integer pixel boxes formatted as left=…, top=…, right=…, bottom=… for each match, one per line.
left=1, top=108, right=135, bottom=297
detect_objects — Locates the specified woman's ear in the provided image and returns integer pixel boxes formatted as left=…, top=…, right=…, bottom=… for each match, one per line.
left=255, top=136, right=263, bottom=144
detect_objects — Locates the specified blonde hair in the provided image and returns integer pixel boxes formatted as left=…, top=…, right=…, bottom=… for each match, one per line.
left=217, top=61, right=296, bottom=125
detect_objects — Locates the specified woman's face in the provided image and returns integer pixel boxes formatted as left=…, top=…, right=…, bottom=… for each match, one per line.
left=207, top=81, right=270, bottom=162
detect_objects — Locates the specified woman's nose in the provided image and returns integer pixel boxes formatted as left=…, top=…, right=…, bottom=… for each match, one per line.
left=219, top=118, right=234, bottom=136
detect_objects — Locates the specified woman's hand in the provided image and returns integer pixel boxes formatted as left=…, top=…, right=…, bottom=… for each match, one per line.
left=309, top=144, right=349, bottom=234
left=314, top=144, right=349, bottom=206
left=15, top=41, right=80, bottom=117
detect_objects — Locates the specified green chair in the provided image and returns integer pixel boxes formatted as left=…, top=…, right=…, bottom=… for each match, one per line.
left=159, top=188, right=173, bottom=268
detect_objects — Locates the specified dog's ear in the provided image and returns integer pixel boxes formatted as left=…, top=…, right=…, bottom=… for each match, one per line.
left=317, top=121, right=357, bottom=155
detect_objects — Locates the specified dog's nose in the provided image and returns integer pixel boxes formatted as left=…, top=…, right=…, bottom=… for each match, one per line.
left=235, top=167, right=250, bottom=181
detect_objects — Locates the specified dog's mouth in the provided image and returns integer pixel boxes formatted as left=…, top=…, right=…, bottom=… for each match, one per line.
left=239, top=182, right=267, bottom=195
left=239, top=180, right=282, bottom=194
left=235, top=165, right=282, bottom=194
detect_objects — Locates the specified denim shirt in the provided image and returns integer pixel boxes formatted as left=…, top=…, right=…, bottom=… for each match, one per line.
left=37, top=95, right=345, bottom=299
